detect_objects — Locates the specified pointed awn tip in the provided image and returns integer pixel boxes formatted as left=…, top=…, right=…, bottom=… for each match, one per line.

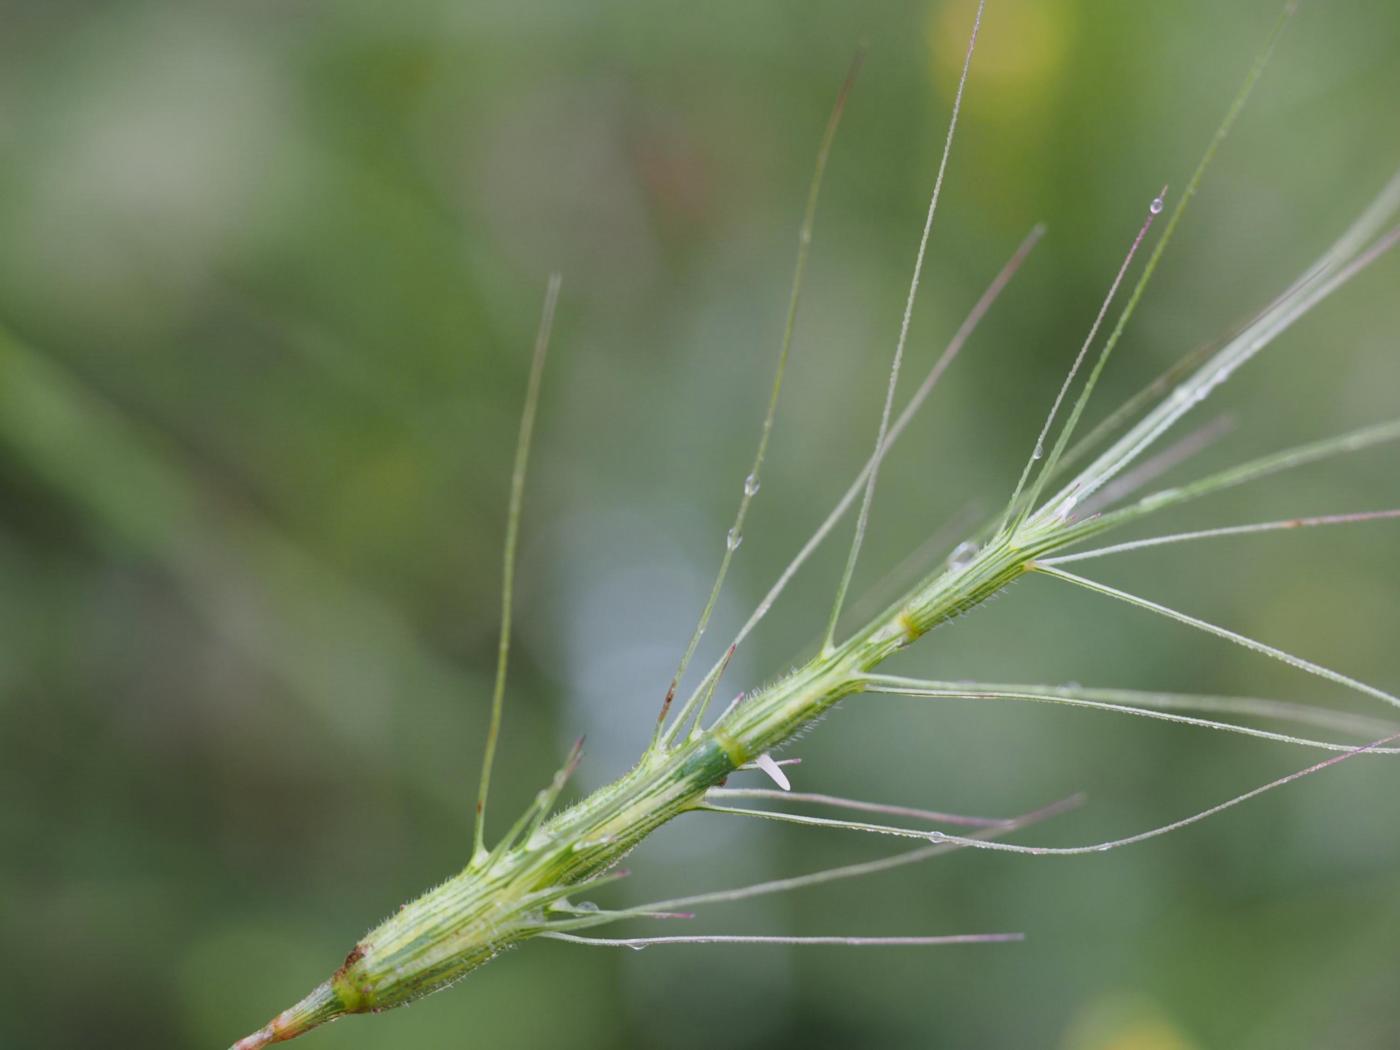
left=473, top=273, right=562, bottom=861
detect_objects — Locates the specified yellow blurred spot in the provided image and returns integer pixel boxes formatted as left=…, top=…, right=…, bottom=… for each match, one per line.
left=1061, top=993, right=1201, bottom=1050
left=927, top=0, right=1073, bottom=116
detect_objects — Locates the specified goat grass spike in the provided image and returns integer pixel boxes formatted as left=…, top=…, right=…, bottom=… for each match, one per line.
left=230, top=10, right=1400, bottom=1048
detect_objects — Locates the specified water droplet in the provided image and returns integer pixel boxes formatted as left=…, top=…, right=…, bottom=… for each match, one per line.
left=927, top=831, right=947, bottom=844
left=726, top=527, right=743, bottom=551
left=947, top=541, right=979, bottom=571
left=743, top=473, right=760, bottom=496
left=1149, top=196, right=1164, bottom=215
left=1093, top=844, right=1112, bottom=853
left=627, top=943, right=647, bottom=951
left=1031, top=440, right=1044, bottom=461
left=575, top=901, right=600, bottom=913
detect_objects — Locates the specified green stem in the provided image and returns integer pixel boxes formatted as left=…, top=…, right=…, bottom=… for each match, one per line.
left=234, top=524, right=1041, bottom=1044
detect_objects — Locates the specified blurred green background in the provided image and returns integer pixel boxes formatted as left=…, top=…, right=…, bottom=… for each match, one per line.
left=2, top=1, right=1398, bottom=1047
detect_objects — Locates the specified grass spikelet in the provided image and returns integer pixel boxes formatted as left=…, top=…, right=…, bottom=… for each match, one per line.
left=228, top=5, right=1400, bottom=1046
